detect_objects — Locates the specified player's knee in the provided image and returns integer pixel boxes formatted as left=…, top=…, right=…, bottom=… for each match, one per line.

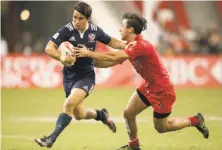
left=154, top=125, right=167, bottom=133
left=73, top=113, right=85, bottom=120
left=64, top=100, right=74, bottom=109
left=64, top=98, right=78, bottom=109
left=123, top=109, right=136, bottom=119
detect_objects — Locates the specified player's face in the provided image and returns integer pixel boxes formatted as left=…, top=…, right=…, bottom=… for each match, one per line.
left=119, top=19, right=130, bottom=41
left=72, top=10, right=88, bottom=31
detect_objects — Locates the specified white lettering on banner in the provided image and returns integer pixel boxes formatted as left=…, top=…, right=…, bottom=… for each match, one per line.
left=2, top=56, right=221, bottom=88
left=95, top=68, right=113, bottom=84
left=166, top=59, right=188, bottom=85
left=163, top=58, right=209, bottom=85
left=1, top=57, right=62, bottom=88
left=188, top=59, right=208, bottom=85
left=13, top=57, right=27, bottom=74
left=32, top=71, right=61, bottom=88
left=211, top=59, right=222, bottom=84
left=30, top=59, right=62, bottom=88
left=1, top=71, right=28, bottom=88
left=4, top=58, right=12, bottom=72
left=29, top=58, right=45, bottom=72
left=1, top=58, right=23, bottom=87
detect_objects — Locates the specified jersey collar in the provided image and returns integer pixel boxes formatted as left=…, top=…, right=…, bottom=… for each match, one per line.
left=136, top=34, right=142, bottom=40
left=126, top=34, right=142, bottom=44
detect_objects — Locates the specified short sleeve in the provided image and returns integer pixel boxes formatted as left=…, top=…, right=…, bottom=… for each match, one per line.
left=51, top=26, right=70, bottom=46
left=96, top=26, right=111, bottom=45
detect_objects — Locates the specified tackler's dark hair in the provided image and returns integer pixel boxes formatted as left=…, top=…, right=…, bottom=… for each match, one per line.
left=73, top=1, right=92, bottom=19
left=123, top=13, right=147, bottom=34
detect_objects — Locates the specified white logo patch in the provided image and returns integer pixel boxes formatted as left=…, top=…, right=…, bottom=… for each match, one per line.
left=53, top=33, right=59, bottom=39
left=69, top=36, right=76, bottom=41
left=82, top=85, right=89, bottom=91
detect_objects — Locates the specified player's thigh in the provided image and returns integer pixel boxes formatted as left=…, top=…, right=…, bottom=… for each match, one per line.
left=63, top=79, right=74, bottom=98
left=72, top=76, right=95, bottom=97
left=64, top=88, right=88, bottom=107
left=64, top=76, right=95, bottom=105
left=124, top=90, right=150, bottom=117
left=153, top=115, right=169, bottom=132
left=152, top=93, right=174, bottom=132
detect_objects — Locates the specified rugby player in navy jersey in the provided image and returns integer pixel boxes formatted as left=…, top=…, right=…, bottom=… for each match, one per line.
left=34, top=2, right=126, bottom=148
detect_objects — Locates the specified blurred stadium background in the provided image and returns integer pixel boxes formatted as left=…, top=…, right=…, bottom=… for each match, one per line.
left=1, top=1, right=222, bottom=150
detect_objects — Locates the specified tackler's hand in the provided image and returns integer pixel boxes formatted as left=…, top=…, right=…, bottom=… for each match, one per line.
left=72, top=45, right=92, bottom=58
left=125, top=41, right=137, bottom=49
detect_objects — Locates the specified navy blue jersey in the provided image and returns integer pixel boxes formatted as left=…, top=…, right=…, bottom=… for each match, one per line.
left=51, top=22, right=111, bottom=79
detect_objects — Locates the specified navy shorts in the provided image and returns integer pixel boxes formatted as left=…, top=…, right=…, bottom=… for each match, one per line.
left=63, top=76, right=95, bottom=98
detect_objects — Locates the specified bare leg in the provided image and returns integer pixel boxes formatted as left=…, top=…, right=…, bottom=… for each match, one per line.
left=153, top=113, right=209, bottom=139
left=123, top=91, right=149, bottom=143
left=153, top=116, right=190, bottom=133
left=73, top=101, right=97, bottom=120
left=72, top=95, right=117, bottom=133
left=63, top=88, right=87, bottom=116
left=34, top=88, right=87, bottom=148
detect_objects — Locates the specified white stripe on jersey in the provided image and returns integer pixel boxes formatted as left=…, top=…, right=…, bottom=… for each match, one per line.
left=90, top=24, right=97, bottom=31
left=65, top=24, right=72, bottom=31
left=65, top=23, right=74, bottom=31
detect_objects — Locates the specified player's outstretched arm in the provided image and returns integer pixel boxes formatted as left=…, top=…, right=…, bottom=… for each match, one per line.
left=108, top=37, right=126, bottom=50
left=73, top=45, right=129, bottom=62
left=94, top=60, right=122, bottom=68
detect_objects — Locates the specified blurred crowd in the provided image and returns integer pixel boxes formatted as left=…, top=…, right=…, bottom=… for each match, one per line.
left=1, top=1, right=222, bottom=57
left=1, top=31, right=46, bottom=56
left=1, top=25, right=222, bottom=56
left=157, top=23, right=222, bottom=55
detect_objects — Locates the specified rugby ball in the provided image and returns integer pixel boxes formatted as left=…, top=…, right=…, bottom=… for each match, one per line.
left=58, top=41, right=73, bottom=56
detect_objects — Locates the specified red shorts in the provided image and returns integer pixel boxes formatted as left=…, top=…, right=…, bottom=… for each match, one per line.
left=138, top=82, right=176, bottom=114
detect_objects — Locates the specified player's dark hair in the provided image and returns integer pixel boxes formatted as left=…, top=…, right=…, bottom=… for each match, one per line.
left=73, top=1, right=92, bottom=19
left=123, top=13, right=147, bottom=34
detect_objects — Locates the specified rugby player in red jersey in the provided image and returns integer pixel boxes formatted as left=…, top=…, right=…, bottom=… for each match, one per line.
left=73, top=13, right=209, bottom=150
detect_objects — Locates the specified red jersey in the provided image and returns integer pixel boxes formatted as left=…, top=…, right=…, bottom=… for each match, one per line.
left=125, top=35, right=174, bottom=93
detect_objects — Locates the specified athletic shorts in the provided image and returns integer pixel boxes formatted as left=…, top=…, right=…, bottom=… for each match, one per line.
left=63, top=75, right=95, bottom=98
left=137, top=82, right=176, bottom=119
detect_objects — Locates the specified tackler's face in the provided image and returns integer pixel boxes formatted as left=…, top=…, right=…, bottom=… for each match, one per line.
left=72, top=10, right=88, bottom=31
left=119, top=19, right=130, bottom=41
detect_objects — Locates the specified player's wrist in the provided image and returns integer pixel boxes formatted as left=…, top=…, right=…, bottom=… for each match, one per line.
left=60, top=55, right=66, bottom=62
left=123, top=43, right=127, bottom=50
left=87, top=51, right=93, bottom=57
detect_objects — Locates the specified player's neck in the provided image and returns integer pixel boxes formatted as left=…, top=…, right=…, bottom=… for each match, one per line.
left=72, top=22, right=89, bottom=33
left=127, top=34, right=137, bottom=42
left=80, top=23, right=89, bottom=33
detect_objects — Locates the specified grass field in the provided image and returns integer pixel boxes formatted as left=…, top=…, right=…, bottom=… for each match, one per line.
left=1, top=88, right=222, bottom=150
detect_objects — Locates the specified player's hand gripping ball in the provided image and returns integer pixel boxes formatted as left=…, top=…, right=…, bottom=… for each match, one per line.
left=59, top=41, right=76, bottom=67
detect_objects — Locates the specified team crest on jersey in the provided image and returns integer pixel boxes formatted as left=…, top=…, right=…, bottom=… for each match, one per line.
left=88, top=33, right=96, bottom=42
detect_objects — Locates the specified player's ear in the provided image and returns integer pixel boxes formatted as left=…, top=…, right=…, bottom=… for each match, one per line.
left=86, top=16, right=91, bottom=22
left=128, top=27, right=134, bottom=33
